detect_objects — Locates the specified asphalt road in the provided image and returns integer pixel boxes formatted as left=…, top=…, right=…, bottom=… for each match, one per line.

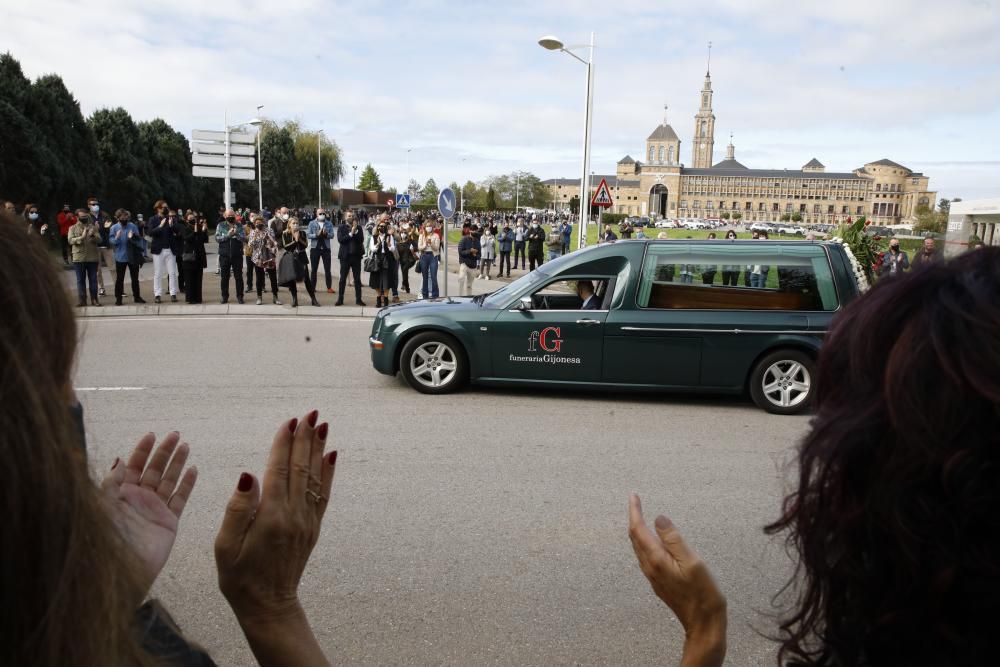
left=75, top=317, right=807, bottom=666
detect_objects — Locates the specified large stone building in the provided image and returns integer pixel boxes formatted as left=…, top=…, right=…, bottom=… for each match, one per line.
left=546, top=67, right=936, bottom=226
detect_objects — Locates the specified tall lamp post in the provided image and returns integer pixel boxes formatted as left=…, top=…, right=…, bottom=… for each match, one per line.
left=255, top=105, right=264, bottom=212
left=539, top=32, right=595, bottom=250
left=352, top=165, right=357, bottom=189
left=459, top=157, right=467, bottom=219
left=317, top=129, right=324, bottom=208
left=226, top=112, right=264, bottom=212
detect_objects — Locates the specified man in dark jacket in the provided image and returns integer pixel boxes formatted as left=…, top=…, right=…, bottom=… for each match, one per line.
left=457, top=229, right=480, bottom=296
left=148, top=208, right=181, bottom=303
left=525, top=217, right=546, bottom=271
left=335, top=211, right=366, bottom=306
left=215, top=209, right=246, bottom=304
left=911, top=237, right=942, bottom=269
left=87, top=197, right=113, bottom=296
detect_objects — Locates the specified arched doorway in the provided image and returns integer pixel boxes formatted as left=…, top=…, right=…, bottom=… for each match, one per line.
left=649, top=184, right=668, bottom=219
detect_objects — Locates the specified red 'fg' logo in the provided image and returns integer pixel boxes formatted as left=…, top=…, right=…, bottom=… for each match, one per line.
left=528, top=327, right=563, bottom=353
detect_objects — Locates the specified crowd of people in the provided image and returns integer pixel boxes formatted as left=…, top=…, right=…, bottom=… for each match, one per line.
left=3, top=197, right=954, bottom=309
left=3, top=205, right=999, bottom=666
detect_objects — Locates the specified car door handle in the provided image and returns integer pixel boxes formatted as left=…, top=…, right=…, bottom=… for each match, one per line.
left=576, top=318, right=601, bottom=326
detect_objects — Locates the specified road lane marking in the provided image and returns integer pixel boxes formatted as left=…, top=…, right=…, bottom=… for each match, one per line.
left=76, top=387, right=145, bottom=391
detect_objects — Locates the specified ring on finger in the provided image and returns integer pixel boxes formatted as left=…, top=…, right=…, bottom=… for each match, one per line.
left=306, top=489, right=326, bottom=503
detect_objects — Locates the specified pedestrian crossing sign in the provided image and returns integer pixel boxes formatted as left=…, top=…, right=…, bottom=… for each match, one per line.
left=396, top=193, right=411, bottom=208
left=591, top=178, right=614, bottom=208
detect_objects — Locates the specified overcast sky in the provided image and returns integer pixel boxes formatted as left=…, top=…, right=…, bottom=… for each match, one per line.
left=4, top=0, right=999, bottom=200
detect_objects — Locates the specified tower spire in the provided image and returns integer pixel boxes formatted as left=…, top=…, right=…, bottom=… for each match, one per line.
left=707, top=41, right=712, bottom=76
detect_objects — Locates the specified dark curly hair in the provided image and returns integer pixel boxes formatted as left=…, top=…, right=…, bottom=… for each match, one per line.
left=766, top=247, right=1000, bottom=666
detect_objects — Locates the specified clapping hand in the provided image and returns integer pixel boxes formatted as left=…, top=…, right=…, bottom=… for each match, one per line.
left=628, top=494, right=727, bottom=667
left=215, top=411, right=336, bottom=666
left=101, top=433, right=198, bottom=598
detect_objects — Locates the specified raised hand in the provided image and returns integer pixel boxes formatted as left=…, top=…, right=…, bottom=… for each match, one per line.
left=628, top=494, right=727, bottom=667
left=215, top=410, right=336, bottom=666
left=101, top=433, right=198, bottom=597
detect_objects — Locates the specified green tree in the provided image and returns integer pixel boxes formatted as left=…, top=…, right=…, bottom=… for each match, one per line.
left=88, top=107, right=156, bottom=212
left=913, top=205, right=945, bottom=234
left=720, top=212, right=731, bottom=220
left=731, top=211, right=742, bottom=221
left=0, top=54, right=57, bottom=207
left=790, top=212, right=802, bottom=222
left=486, top=186, right=497, bottom=211
left=139, top=118, right=194, bottom=209
left=256, top=121, right=304, bottom=208
left=357, top=163, right=383, bottom=191
left=292, top=126, right=343, bottom=206
left=780, top=213, right=791, bottom=222
left=420, top=177, right=440, bottom=205
left=938, top=198, right=950, bottom=214
left=406, top=179, right=422, bottom=201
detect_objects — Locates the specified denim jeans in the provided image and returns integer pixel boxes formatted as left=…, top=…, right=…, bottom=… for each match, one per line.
left=547, top=250, right=561, bottom=262
left=750, top=270, right=769, bottom=288
left=419, top=253, right=439, bottom=298
left=74, top=261, right=98, bottom=302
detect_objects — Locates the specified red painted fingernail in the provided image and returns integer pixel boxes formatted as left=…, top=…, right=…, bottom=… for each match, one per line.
left=111, top=457, right=120, bottom=470
left=326, top=450, right=338, bottom=466
left=238, top=472, right=253, bottom=492
left=288, top=418, right=298, bottom=433
left=317, top=422, right=329, bottom=440
left=307, top=410, right=319, bottom=428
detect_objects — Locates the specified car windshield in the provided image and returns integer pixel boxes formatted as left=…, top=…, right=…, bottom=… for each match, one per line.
left=482, top=251, right=582, bottom=308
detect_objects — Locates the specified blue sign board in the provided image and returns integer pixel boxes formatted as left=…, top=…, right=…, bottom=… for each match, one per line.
left=395, top=193, right=411, bottom=208
left=437, top=188, right=456, bottom=219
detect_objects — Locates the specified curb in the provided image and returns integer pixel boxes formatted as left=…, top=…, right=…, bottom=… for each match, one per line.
left=76, top=304, right=376, bottom=318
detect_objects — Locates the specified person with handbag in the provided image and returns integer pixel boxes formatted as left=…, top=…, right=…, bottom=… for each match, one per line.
left=280, top=217, right=319, bottom=307
left=181, top=213, right=209, bottom=304
left=243, top=218, right=256, bottom=294
left=248, top=215, right=283, bottom=305
left=108, top=209, right=146, bottom=306
left=396, top=219, right=418, bottom=294
left=367, top=216, right=397, bottom=308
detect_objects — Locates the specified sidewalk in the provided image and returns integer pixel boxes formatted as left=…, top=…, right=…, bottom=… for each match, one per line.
left=70, top=238, right=527, bottom=318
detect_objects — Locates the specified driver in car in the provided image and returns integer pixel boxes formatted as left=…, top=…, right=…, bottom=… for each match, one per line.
left=577, top=280, right=600, bottom=310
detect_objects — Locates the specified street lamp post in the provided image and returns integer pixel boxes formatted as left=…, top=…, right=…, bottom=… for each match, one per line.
left=225, top=112, right=264, bottom=211
left=515, top=171, right=520, bottom=212
left=352, top=165, right=357, bottom=190
left=539, top=32, right=595, bottom=250
left=255, top=105, right=264, bottom=212
left=460, top=157, right=466, bottom=219
left=317, top=129, right=323, bottom=208
left=406, top=148, right=412, bottom=199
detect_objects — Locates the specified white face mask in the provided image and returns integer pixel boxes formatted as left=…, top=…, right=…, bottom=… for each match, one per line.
left=89, top=204, right=99, bottom=213
left=280, top=213, right=289, bottom=221
left=317, top=214, right=326, bottom=221
left=531, top=223, right=538, bottom=228
left=425, top=226, right=433, bottom=232
left=28, top=212, right=39, bottom=221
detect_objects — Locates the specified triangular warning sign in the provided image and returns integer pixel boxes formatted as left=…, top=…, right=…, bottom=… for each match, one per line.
left=591, top=178, right=614, bottom=208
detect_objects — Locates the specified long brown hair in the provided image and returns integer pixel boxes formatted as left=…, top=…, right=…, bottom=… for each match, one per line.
left=0, top=211, right=156, bottom=665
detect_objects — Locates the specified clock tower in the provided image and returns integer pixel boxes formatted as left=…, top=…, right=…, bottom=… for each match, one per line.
left=691, top=44, right=716, bottom=169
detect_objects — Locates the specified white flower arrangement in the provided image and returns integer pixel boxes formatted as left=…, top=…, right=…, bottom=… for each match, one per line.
left=830, top=237, right=870, bottom=293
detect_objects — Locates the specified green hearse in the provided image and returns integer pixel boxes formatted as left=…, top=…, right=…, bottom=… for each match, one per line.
left=369, top=240, right=861, bottom=415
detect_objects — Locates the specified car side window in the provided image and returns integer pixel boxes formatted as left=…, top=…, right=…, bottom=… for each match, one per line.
left=529, top=279, right=608, bottom=310
left=636, top=244, right=838, bottom=311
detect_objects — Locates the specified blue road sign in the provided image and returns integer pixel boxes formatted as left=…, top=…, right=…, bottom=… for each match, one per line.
left=395, top=193, right=411, bottom=208
left=437, top=188, right=456, bottom=219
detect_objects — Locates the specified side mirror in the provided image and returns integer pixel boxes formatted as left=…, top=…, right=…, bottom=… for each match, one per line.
left=518, top=297, right=532, bottom=311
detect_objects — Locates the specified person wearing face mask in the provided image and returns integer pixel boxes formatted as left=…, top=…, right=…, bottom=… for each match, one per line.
left=25, top=204, right=61, bottom=261
left=280, top=217, right=319, bottom=307
left=367, top=216, right=398, bottom=307
left=513, top=217, right=527, bottom=270
left=478, top=226, right=496, bottom=280
left=601, top=224, right=618, bottom=244
left=181, top=214, right=208, bottom=304
left=269, top=206, right=290, bottom=241
left=56, top=204, right=76, bottom=267
left=396, top=218, right=418, bottom=294
left=417, top=219, right=441, bottom=299
left=457, top=224, right=480, bottom=296
left=216, top=208, right=247, bottom=304
left=307, top=208, right=336, bottom=295
left=248, top=215, right=282, bottom=305
left=108, top=209, right=146, bottom=306
left=335, top=211, right=366, bottom=306
left=525, top=217, right=546, bottom=271
left=86, top=198, right=112, bottom=296
left=497, top=224, right=514, bottom=278
left=243, top=217, right=256, bottom=294
left=147, top=208, right=180, bottom=303
left=721, top=230, right=740, bottom=286
left=68, top=209, right=102, bottom=307
left=878, top=239, right=910, bottom=278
